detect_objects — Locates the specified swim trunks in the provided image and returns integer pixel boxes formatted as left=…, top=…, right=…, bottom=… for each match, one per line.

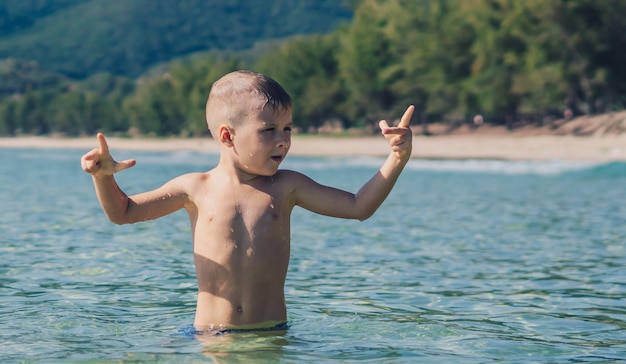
left=179, top=321, right=288, bottom=337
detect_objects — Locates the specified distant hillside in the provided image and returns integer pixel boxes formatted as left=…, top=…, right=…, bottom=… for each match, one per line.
left=0, top=0, right=352, bottom=79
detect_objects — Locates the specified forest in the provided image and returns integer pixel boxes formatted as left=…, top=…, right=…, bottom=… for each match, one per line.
left=1, top=0, right=625, bottom=137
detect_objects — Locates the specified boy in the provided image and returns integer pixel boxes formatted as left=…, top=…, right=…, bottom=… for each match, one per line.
left=81, top=70, right=414, bottom=334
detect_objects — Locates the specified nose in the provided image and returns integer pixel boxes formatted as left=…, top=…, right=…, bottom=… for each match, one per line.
left=276, top=131, right=290, bottom=149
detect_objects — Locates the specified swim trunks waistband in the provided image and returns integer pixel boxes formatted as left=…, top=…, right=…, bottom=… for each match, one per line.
left=179, top=321, right=288, bottom=337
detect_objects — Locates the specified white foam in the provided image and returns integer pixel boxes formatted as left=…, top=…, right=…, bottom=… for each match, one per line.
left=405, top=159, right=597, bottom=175
left=284, top=156, right=599, bottom=176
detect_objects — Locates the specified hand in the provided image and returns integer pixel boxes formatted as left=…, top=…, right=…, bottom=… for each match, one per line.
left=81, top=133, right=136, bottom=177
left=379, top=105, right=414, bottom=160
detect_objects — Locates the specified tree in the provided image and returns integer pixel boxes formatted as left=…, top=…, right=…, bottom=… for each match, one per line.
left=123, top=56, right=241, bottom=136
left=547, top=0, right=626, bottom=114
left=381, top=0, right=466, bottom=125
left=255, top=34, right=346, bottom=130
left=0, top=99, right=18, bottom=135
left=336, top=0, right=395, bottom=125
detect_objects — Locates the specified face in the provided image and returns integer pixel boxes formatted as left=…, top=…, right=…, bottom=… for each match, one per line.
left=230, top=105, right=293, bottom=178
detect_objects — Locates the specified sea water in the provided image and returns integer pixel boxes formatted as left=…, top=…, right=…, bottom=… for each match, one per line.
left=0, top=148, right=624, bottom=363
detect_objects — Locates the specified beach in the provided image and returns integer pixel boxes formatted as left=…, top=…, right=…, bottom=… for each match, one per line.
left=1, top=133, right=625, bottom=162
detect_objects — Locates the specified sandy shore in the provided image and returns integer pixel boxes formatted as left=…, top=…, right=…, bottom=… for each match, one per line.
left=1, top=134, right=625, bottom=162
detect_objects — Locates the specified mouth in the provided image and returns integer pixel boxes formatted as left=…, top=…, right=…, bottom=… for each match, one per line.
left=271, top=155, right=284, bottom=163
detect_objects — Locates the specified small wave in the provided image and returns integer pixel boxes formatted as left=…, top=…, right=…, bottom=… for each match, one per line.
left=126, top=150, right=219, bottom=167
left=282, top=156, right=385, bottom=170
left=283, top=156, right=602, bottom=176
left=583, top=161, right=626, bottom=178
left=9, top=148, right=219, bottom=168
left=405, top=159, right=600, bottom=175
left=19, top=148, right=619, bottom=177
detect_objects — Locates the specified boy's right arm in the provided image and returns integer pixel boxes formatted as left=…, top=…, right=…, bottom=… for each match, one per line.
left=292, top=105, right=414, bottom=221
left=81, top=133, right=188, bottom=224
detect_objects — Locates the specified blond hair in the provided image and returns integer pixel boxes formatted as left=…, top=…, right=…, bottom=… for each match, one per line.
left=205, top=70, right=292, bottom=137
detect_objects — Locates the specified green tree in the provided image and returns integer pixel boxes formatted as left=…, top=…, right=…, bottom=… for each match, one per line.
left=123, top=57, right=241, bottom=136
left=457, top=0, right=531, bottom=126
left=0, top=99, right=18, bottom=135
left=337, top=0, right=395, bottom=126
left=376, top=0, right=463, bottom=125
left=165, top=57, right=241, bottom=136
left=17, top=90, right=49, bottom=134
left=255, top=34, right=345, bottom=130
left=547, top=0, right=626, bottom=114
left=124, top=77, right=185, bottom=135
left=46, top=91, right=116, bottom=135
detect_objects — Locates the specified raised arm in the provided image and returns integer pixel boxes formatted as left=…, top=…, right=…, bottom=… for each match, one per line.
left=295, top=105, right=414, bottom=220
left=81, top=133, right=188, bottom=224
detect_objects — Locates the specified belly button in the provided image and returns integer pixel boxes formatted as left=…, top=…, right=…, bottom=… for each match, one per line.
left=237, top=306, right=243, bottom=313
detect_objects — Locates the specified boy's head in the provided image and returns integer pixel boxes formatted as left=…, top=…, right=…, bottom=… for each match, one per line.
left=205, top=70, right=292, bottom=138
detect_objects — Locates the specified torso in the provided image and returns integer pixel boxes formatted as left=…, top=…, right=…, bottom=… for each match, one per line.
left=184, top=170, right=295, bottom=330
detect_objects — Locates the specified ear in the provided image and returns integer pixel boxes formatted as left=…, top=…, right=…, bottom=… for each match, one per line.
left=218, top=125, right=234, bottom=147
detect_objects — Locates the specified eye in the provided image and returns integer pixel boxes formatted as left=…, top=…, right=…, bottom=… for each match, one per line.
left=284, top=126, right=292, bottom=132
left=262, top=127, right=275, bottom=133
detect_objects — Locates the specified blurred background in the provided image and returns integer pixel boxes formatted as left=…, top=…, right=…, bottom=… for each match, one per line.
left=1, top=0, right=625, bottom=137
left=1, top=3, right=626, bottom=361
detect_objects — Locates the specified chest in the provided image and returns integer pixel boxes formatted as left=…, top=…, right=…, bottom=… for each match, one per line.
left=192, top=181, right=292, bottom=261
left=194, top=181, right=293, bottom=237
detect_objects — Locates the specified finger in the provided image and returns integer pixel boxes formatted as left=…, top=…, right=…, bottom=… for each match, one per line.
left=379, top=120, right=391, bottom=131
left=97, top=133, right=110, bottom=155
left=81, top=156, right=98, bottom=172
left=115, top=159, right=136, bottom=172
left=81, top=149, right=99, bottom=170
left=381, top=126, right=409, bottom=135
left=80, top=157, right=89, bottom=171
left=386, top=132, right=402, bottom=145
left=82, top=148, right=100, bottom=161
left=394, top=134, right=409, bottom=146
left=397, top=105, right=415, bottom=128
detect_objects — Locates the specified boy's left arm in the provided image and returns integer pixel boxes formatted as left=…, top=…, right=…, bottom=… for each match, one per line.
left=352, top=105, right=414, bottom=219
left=294, top=105, right=414, bottom=220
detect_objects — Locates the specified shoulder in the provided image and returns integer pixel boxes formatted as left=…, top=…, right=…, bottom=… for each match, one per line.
left=274, top=169, right=311, bottom=183
left=173, top=171, right=210, bottom=183
left=165, top=172, right=208, bottom=185
left=273, top=169, right=319, bottom=192
left=162, top=172, right=210, bottom=194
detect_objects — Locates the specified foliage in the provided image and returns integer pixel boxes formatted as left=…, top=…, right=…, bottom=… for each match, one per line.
left=1, top=0, right=626, bottom=136
left=0, top=0, right=86, bottom=33
left=255, top=34, right=346, bottom=130
left=0, top=0, right=352, bottom=78
left=123, top=57, right=241, bottom=136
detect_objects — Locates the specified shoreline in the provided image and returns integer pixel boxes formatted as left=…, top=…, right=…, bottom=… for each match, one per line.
left=1, top=134, right=625, bottom=162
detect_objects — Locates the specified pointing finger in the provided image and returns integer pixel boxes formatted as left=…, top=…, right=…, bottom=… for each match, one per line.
left=398, top=105, right=415, bottom=128
left=97, top=133, right=110, bottom=155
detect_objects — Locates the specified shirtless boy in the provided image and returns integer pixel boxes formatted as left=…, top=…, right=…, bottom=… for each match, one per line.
left=81, top=70, right=414, bottom=334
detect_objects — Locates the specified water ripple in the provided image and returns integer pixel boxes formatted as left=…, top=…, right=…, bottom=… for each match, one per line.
left=1, top=149, right=625, bottom=362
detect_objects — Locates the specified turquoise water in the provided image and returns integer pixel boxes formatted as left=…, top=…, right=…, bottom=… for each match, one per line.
left=1, top=148, right=625, bottom=363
